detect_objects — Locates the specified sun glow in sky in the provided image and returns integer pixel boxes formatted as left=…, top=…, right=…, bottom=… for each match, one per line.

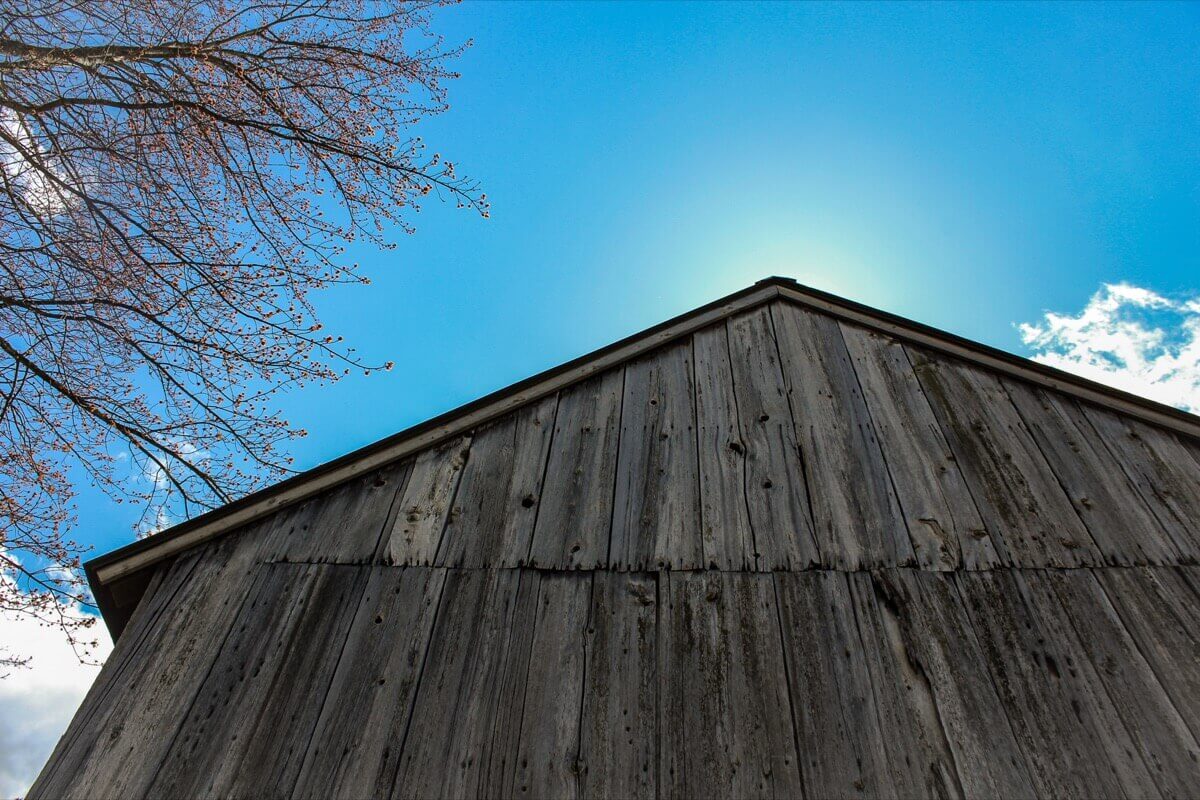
left=6, top=4, right=1200, bottom=791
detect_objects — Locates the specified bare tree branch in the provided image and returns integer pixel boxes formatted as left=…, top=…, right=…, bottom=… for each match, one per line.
left=0, top=0, right=483, bottom=669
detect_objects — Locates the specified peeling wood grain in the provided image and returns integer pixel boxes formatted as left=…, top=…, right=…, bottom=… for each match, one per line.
left=292, top=566, right=446, bottom=800
left=726, top=309, right=821, bottom=570
left=908, top=347, right=1102, bottom=568
left=382, top=436, right=471, bottom=565
left=611, top=341, right=702, bottom=571
left=264, top=462, right=409, bottom=563
left=841, top=323, right=995, bottom=570
left=846, top=572, right=964, bottom=800
left=956, top=569, right=1154, bottom=798
left=529, top=371, right=624, bottom=570
left=579, top=572, right=657, bottom=800
left=436, top=396, right=557, bottom=568
left=862, top=569, right=1038, bottom=799
left=1094, top=567, right=1200, bottom=745
left=511, top=573, right=592, bottom=799
left=693, top=321, right=757, bottom=571
left=391, top=569, right=535, bottom=800
left=772, top=303, right=914, bottom=569
left=51, top=533, right=266, bottom=799
left=1004, top=380, right=1184, bottom=565
left=151, top=564, right=366, bottom=799
left=27, top=556, right=189, bottom=800
left=1082, top=406, right=1200, bottom=563
left=1038, top=569, right=1200, bottom=798
left=775, top=571, right=889, bottom=798
left=659, top=572, right=802, bottom=799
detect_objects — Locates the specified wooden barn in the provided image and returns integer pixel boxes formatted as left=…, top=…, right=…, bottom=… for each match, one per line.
left=31, top=277, right=1200, bottom=799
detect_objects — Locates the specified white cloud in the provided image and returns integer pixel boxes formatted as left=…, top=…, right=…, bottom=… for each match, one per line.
left=1019, top=282, right=1200, bottom=413
left=0, top=601, right=110, bottom=799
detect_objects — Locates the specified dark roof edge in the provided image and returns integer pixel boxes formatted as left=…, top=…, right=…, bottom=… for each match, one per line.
left=86, top=276, right=1200, bottom=635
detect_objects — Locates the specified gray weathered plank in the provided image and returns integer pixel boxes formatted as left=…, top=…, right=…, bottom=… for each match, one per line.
left=1037, top=569, right=1200, bottom=798
left=659, top=572, right=802, bottom=799
left=382, top=435, right=471, bottom=565
left=1005, top=380, right=1184, bottom=565
left=610, top=341, right=702, bottom=570
left=862, top=569, right=1038, bottom=799
left=771, top=302, right=914, bottom=569
left=774, top=571, right=889, bottom=798
left=845, top=572, right=964, bottom=800
left=909, top=346, right=1101, bottom=568
left=529, top=371, right=624, bottom=569
left=579, top=572, right=657, bottom=800
left=436, top=396, right=557, bottom=568
left=218, top=565, right=367, bottom=798
left=149, top=563, right=366, bottom=799
left=726, top=308, right=821, bottom=569
left=693, top=321, right=757, bottom=570
left=511, top=573, right=592, bottom=799
left=292, top=566, right=446, bottom=800
left=391, top=568, right=537, bottom=800
left=55, top=533, right=266, bottom=799
left=477, top=570, right=542, bottom=799
left=264, top=462, right=409, bottom=563
left=1083, top=406, right=1200, bottom=563
left=27, top=554, right=191, bottom=800
left=1095, top=567, right=1200, bottom=744
left=841, top=323, right=996, bottom=570
left=956, top=569, right=1155, bottom=798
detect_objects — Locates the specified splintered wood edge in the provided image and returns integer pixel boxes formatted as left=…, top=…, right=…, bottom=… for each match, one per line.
left=92, top=279, right=1200, bottom=590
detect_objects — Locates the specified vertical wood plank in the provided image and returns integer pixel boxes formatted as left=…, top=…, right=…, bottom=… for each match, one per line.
left=956, top=569, right=1155, bottom=798
left=771, top=302, right=914, bottom=569
left=908, top=346, right=1102, bottom=567
left=265, top=462, right=409, bottom=563
left=149, top=564, right=366, bottom=799
left=391, top=568, right=538, bottom=800
left=529, top=371, right=624, bottom=569
left=693, top=321, right=756, bottom=570
left=774, top=571, right=889, bottom=799
left=1082, top=406, right=1200, bottom=562
left=291, top=566, right=446, bottom=800
left=579, top=572, right=657, bottom=800
left=1096, top=567, right=1200, bottom=741
left=659, top=572, right=802, bottom=799
left=511, top=573, right=592, bottom=799
left=841, top=323, right=996, bottom=570
left=726, top=308, right=821, bottom=569
left=382, top=435, right=471, bottom=565
left=58, top=534, right=266, bottom=799
left=846, top=572, right=964, bottom=800
left=27, top=554, right=195, bottom=800
left=860, top=569, right=1038, bottom=799
left=611, top=340, right=702, bottom=570
left=1005, top=381, right=1183, bottom=565
left=436, top=396, right=557, bottom=568
left=1034, top=569, right=1200, bottom=798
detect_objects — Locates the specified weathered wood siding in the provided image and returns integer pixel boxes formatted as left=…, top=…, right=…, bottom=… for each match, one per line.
left=32, top=298, right=1200, bottom=799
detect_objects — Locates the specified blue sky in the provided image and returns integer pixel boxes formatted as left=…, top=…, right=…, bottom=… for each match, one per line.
left=6, top=4, right=1200, bottom=794
left=70, top=2, right=1200, bottom=561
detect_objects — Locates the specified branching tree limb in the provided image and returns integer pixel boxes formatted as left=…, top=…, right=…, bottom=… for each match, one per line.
left=0, top=0, right=484, bottom=668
